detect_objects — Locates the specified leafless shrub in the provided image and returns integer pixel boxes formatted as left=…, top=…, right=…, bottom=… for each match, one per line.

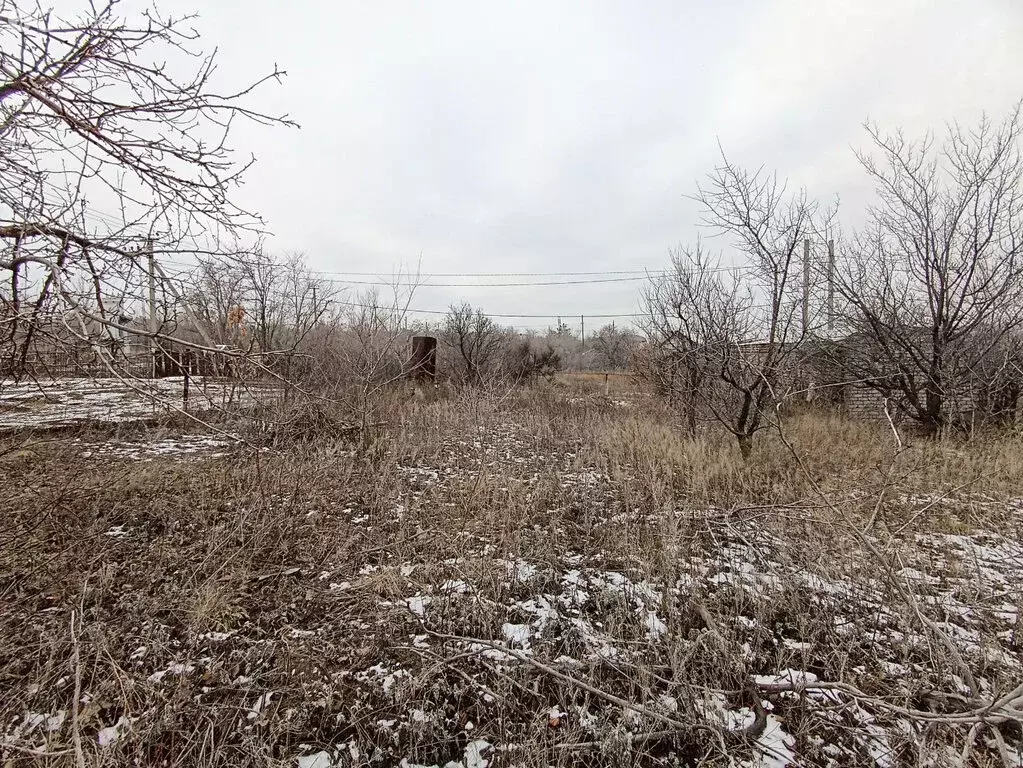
left=441, top=302, right=507, bottom=385
left=502, top=338, right=562, bottom=382
left=184, top=250, right=342, bottom=377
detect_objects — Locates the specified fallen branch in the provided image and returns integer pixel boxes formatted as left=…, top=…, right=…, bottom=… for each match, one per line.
left=425, top=630, right=767, bottom=743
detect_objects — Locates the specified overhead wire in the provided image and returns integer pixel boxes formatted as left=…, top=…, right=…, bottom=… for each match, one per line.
left=154, top=260, right=778, bottom=323
left=329, top=299, right=778, bottom=321
left=157, top=259, right=757, bottom=279
left=22, top=199, right=773, bottom=325
left=12, top=197, right=759, bottom=285
left=156, top=261, right=757, bottom=287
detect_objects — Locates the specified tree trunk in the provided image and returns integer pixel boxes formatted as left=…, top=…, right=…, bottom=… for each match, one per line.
left=923, top=349, right=945, bottom=437
left=737, top=433, right=753, bottom=460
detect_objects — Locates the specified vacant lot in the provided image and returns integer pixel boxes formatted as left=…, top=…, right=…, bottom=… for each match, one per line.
left=2, top=377, right=1022, bottom=767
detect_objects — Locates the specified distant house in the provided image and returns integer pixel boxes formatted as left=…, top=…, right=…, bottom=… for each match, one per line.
left=800, top=331, right=1022, bottom=429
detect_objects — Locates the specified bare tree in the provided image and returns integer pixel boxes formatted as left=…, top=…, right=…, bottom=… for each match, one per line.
left=442, top=303, right=506, bottom=385
left=186, top=258, right=251, bottom=348
left=239, top=251, right=338, bottom=354
left=185, top=250, right=341, bottom=374
left=643, top=156, right=825, bottom=457
left=0, top=0, right=293, bottom=375
left=591, top=323, right=635, bottom=370
left=832, top=105, right=1023, bottom=435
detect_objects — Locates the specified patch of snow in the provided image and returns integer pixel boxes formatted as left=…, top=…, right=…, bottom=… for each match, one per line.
left=656, top=695, right=679, bottom=713
left=517, top=596, right=557, bottom=633
left=97, top=716, right=130, bottom=747
left=445, top=740, right=492, bottom=768
left=197, top=631, right=233, bottom=642
left=84, top=434, right=234, bottom=461
left=15, top=710, right=66, bottom=736
left=398, top=741, right=494, bottom=768
left=406, top=595, right=431, bottom=617
left=755, top=669, right=819, bottom=687
left=246, top=692, right=274, bottom=720
left=745, top=714, right=797, bottom=768
left=362, top=664, right=411, bottom=697
left=147, top=662, right=195, bottom=683
left=297, top=751, right=337, bottom=768
left=0, top=377, right=277, bottom=431
left=501, top=623, right=531, bottom=648
left=503, top=558, right=537, bottom=583
left=643, top=610, right=667, bottom=640
left=862, top=720, right=897, bottom=768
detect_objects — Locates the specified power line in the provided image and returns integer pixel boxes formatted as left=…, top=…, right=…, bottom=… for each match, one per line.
left=315, top=269, right=666, bottom=277
left=157, top=260, right=757, bottom=287
left=333, top=301, right=645, bottom=318
left=155, top=268, right=657, bottom=287
left=1, top=204, right=755, bottom=282
left=160, top=265, right=677, bottom=277
left=20, top=181, right=780, bottom=285
left=332, top=299, right=776, bottom=320
left=12, top=199, right=762, bottom=284
left=324, top=275, right=656, bottom=287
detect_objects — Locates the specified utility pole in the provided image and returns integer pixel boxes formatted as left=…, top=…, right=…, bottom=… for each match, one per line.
left=827, top=239, right=835, bottom=333
left=147, top=238, right=157, bottom=378
left=580, top=314, right=585, bottom=353
left=802, top=238, right=810, bottom=335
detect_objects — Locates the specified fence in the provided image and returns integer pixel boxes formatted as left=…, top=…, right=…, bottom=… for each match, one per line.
left=1, top=348, right=253, bottom=380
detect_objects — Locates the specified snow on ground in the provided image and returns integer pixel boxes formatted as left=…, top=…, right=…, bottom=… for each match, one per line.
left=352, top=518, right=1022, bottom=766
left=4, top=417, right=1022, bottom=766
left=6, top=504, right=1021, bottom=765
left=0, top=376, right=279, bottom=430
left=79, top=434, right=235, bottom=460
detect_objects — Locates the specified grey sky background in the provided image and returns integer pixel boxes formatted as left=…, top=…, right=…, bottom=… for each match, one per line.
left=155, top=0, right=1023, bottom=331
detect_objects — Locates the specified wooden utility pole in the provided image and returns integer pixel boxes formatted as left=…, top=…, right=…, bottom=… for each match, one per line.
left=802, top=238, right=810, bottom=335
left=827, top=239, right=835, bottom=333
left=580, top=315, right=585, bottom=353
left=146, top=238, right=157, bottom=378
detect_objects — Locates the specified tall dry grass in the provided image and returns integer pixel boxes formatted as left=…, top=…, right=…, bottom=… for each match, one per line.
left=1, top=377, right=1021, bottom=766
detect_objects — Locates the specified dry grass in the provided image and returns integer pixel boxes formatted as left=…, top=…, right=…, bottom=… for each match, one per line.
left=1, top=380, right=1022, bottom=766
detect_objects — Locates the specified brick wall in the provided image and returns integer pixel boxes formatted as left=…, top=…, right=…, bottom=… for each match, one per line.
left=820, top=380, right=1007, bottom=427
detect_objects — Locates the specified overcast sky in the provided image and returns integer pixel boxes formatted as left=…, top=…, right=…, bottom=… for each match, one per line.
left=155, top=0, right=1023, bottom=331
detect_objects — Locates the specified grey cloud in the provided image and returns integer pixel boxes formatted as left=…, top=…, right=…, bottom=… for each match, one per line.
left=156, top=0, right=1023, bottom=328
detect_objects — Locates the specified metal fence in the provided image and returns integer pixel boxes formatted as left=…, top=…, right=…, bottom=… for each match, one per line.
left=1, top=349, right=237, bottom=380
